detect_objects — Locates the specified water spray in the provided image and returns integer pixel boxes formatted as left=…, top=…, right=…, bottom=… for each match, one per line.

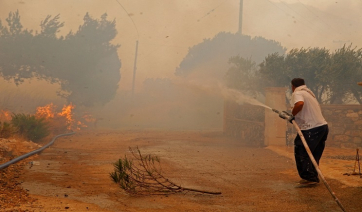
left=271, top=108, right=347, bottom=212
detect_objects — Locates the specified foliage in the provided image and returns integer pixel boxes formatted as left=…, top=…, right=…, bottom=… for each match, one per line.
left=0, top=122, right=14, bottom=138
left=11, top=113, right=49, bottom=142
left=110, top=147, right=221, bottom=196
left=225, top=56, right=260, bottom=96
left=175, top=32, right=286, bottom=78
left=259, top=52, right=290, bottom=87
left=0, top=11, right=121, bottom=107
left=228, top=45, right=362, bottom=104
left=259, top=47, right=332, bottom=102
left=110, top=157, right=135, bottom=192
left=327, top=45, right=362, bottom=104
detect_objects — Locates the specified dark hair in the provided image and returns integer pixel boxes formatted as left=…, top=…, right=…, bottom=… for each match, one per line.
left=291, top=78, right=305, bottom=88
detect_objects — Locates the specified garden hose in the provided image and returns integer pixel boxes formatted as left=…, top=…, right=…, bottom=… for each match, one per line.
left=0, top=132, right=75, bottom=170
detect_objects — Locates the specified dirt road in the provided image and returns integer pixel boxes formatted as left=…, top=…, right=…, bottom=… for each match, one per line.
left=5, top=130, right=362, bottom=211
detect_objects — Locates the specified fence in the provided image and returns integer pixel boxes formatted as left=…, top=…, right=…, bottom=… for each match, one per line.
left=223, top=101, right=264, bottom=147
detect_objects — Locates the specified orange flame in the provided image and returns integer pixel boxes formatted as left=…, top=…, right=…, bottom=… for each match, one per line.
left=82, top=112, right=96, bottom=123
left=35, top=103, right=56, bottom=119
left=58, top=103, right=76, bottom=130
left=34, top=103, right=95, bottom=131
left=0, top=110, right=12, bottom=122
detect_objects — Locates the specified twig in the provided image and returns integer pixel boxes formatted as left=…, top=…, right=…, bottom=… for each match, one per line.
left=110, top=146, right=221, bottom=196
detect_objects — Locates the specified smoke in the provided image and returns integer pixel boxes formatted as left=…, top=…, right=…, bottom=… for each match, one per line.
left=89, top=72, right=270, bottom=130
left=174, top=76, right=269, bottom=109
left=1, top=0, right=362, bottom=130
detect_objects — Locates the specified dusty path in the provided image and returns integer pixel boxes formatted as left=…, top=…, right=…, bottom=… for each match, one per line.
left=9, top=130, right=362, bottom=211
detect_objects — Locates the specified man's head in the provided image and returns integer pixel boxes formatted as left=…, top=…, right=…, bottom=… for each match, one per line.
left=291, top=78, right=305, bottom=92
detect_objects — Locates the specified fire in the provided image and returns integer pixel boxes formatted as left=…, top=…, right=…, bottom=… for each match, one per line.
left=34, top=103, right=95, bottom=131
left=82, top=112, right=96, bottom=123
left=58, top=103, right=75, bottom=129
left=35, top=103, right=56, bottom=119
left=0, top=110, right=12, bottom=122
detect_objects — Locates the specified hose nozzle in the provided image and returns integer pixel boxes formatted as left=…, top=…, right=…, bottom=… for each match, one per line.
left=272, top=108, right=294, bottom=122
left=272, top=109, right=280, bottom=114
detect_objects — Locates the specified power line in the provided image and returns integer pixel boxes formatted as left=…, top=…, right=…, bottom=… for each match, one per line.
left=293, top=0, right=335, bottom=31
left=197, top=0, right=230, bottom=22
left=114, top=0, right=139, bottom=94
left=263, top=0, right=328, bottom=34
left=138, top=0, right=236, bottom=72
left=114, top=0, right=139, bottom=38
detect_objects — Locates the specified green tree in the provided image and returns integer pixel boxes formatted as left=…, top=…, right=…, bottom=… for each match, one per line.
left=0, top=11, right=121, bottom=107
left=225, top=56, right=259, bottom=96
left=257, top=46, right=362, bottom=104
left=0, top=10, right=35, bottom=84
left=327, top=45, right=362, bottom=104
left=259, top=52, right=289, bottom=88
left=175, top=32, right=286, bottom=78
left=284, top=48, right=331, bottom=102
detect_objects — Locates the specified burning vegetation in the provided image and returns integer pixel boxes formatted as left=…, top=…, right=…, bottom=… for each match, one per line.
left=0, top=103, right=95, bottom=142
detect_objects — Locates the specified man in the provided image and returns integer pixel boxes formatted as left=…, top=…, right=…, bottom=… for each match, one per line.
left=291, top=78, right=329, bottom=185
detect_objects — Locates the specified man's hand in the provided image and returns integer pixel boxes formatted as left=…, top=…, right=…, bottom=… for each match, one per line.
left=287, top=115, right=295, bottom=123
left=281, top=111, right=295, bottom=123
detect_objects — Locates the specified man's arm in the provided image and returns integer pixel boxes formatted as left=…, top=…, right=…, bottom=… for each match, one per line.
left=292, top=101, right=304, bottom=116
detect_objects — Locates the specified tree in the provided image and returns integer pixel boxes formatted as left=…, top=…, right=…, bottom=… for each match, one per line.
left=284, top=48, right=331, bottom=102
left=0, top=11, right=121, bottom=107
left=327, top=45, right=362, bottom=104
left=175, top=32, right=286, bottom=79
left=224, top=56, right=259, bottom=96
left=0, top=10, right=35, bottom=84
left=257, top=46, right=362, bottom=104
left=259, top=52, right=289, bottom=88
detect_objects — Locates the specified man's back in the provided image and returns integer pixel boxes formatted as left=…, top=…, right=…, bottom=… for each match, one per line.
left=292, top=85, right=327, bottom=130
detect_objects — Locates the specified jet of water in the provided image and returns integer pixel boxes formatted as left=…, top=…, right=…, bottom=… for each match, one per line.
left=174, top=78, right=273, bottom=110
left=218, top=84, right=272, bottom=110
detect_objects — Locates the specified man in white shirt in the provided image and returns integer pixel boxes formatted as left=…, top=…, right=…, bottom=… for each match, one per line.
left=291, top=78, right=329, bottom=185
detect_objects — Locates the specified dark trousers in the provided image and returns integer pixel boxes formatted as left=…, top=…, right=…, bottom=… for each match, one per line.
left=294, top=124, right=329, bottom=182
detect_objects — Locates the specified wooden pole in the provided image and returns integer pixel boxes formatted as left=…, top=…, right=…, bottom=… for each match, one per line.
left=237, top=0, right=243, bottom=34
left=132, top=40, right=139, bottom=95
left=291, top=120, right=347, bottom=212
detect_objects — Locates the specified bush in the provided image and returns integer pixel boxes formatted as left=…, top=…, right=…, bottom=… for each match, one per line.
left=11, top=113, right=49, bottom=142
left=0, top=121, right=14, bottom=138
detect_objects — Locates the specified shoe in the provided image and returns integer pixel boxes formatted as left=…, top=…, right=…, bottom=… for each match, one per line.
left=298, top=179, right=318, bottom=185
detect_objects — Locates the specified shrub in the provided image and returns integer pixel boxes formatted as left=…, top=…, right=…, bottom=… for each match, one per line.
left=0, top=121, right=15, bottom=138
left=11, top=113, right=49, bottom=142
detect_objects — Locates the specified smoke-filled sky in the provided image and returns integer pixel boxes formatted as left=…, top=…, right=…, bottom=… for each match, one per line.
left=1, top=0, right=362, bottom=92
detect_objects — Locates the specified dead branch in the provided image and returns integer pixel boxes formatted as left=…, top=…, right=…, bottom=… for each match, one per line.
left=110, top=146, right=221, bottom=196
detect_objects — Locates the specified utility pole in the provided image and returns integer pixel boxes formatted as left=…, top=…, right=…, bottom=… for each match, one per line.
left=132, top=40, right=139, bottom=95
left=237, top=0, right=243, bottom=34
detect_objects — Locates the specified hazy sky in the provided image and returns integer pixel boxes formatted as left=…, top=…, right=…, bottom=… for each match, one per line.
left=1, top=0, right=362, bottom=92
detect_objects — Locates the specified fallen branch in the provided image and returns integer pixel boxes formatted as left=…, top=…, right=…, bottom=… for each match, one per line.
left=110, top=146, right=221, bottom=196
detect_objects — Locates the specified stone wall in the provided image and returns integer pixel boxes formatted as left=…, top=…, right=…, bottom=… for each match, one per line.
left=225, top=97, right=362, bottom=148
left=287, top=104, right=362, bottom=148
left=322, top=105, right=362, bottom=148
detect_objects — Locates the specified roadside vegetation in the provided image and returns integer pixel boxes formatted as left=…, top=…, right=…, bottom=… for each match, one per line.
left=10, top=113, right=49, bottom=142
left=225, top=45, right=362, bottom=104
left=0, top=113, right=49, bottom=142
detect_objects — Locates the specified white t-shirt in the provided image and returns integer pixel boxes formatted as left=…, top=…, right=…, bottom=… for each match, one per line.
left=292, top=86, right=327, bottom=130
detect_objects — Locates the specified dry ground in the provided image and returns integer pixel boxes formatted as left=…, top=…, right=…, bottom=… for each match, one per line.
left=1, top=130, right=362, bottom=211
